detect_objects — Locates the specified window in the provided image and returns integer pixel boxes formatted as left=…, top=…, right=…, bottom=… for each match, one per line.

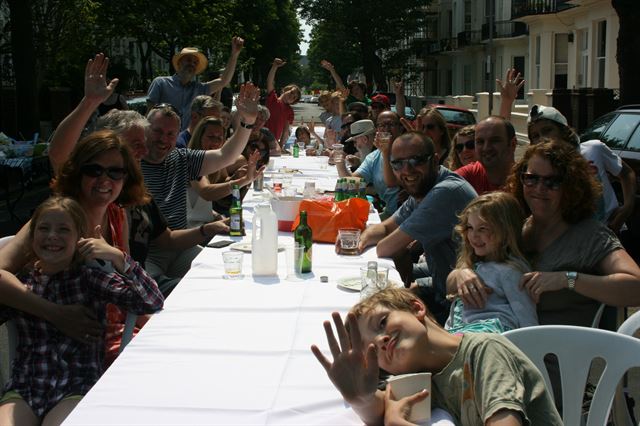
left=464, top=0, right=472, bottom=31
left=578, top=29, right=589, bottom=87
left=554, top=34, right=568, bottom=88
left=535, top=36, right=541, bottom=88
left=601, top=114, right=640, bottom=150
left=596, top=21, right=607, bottom=88
left=626, top=124, right=640, bottom=152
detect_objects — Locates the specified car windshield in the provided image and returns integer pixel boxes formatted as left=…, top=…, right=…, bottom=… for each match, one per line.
left=580, top=112, right=616, bottom=143
left=436, top=108, right=476, bottom=125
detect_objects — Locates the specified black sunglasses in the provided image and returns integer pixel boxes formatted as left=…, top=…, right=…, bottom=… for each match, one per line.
left=389, top=154, right=432, bottom=171
left=377, top=122, right=398, bottom=130
left=423, top=123, right=437, bottom=131
left=455, top=140, right=475, bottom=153
left=341, top=122, right=353, bottom=130
left=520, top=172, right=563, bottom=190
left=152, top=103, right=180, bottom=115
left=81, top=164, right=128, bottom=180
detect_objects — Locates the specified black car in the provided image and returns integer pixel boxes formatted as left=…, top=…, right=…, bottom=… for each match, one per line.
left=580, top=105, right=640, bottom=245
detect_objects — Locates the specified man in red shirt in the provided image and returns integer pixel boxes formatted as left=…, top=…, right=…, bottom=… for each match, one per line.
left=455, top=116, right=516, bottom=194
left=264, top=58, right=301, bottom=150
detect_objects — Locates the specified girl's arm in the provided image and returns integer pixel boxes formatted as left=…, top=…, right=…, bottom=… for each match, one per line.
left=87, top=254, right=164, bottom=315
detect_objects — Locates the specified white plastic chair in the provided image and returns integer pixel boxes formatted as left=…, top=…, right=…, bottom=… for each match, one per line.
left=612, top=310, right=640, bottom=426
left=504, top=325, right=640, bottom=426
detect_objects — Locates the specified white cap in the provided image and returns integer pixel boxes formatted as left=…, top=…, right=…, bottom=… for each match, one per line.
left=528, top=105, right=569, bottom=127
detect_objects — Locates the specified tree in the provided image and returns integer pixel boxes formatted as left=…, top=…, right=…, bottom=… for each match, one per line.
left=296, top=0, right=430, bottom=92
left=612, top=0, right=640, bottom=105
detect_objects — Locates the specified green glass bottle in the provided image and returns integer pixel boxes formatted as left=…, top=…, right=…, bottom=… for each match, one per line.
left=292, top=142, right=299, bottom=158
left=293, top=210, right=313, bottom=273
left=229, top=184, right=243, bottom=236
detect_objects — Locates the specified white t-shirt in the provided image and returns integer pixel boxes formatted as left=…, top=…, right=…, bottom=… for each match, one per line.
left=580, top=139, right=623, bottom=221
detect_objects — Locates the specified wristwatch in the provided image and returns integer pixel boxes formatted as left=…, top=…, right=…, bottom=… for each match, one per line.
left=239, top=121, right=255, bottom=129
left=566, top=271, right=578, bottom=291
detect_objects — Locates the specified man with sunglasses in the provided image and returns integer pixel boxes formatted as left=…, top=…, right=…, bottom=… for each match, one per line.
left=455, top=116, right=517, bottom=195
left=147, top=37, right=244, bottom=132
left=358, top=131, right=477, bottom=324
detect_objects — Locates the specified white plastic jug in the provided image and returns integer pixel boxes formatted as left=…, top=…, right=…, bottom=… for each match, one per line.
left=252, top=203, right=278, bottom=276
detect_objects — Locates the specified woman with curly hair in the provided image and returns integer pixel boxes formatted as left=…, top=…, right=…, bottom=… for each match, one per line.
left=448, top=139, right=640, bottom=327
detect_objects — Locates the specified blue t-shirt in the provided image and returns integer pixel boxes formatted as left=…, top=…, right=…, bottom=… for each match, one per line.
left=393, top=167, right=477, bottom=295
left=147, top=74, right=209, bottom=131
left=355, top=150, right=399, bottom=214
left=176, top=129, right=191, bottom=149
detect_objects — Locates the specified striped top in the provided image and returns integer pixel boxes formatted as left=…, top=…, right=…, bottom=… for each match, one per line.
left=140, top=148, right=205, bottom=230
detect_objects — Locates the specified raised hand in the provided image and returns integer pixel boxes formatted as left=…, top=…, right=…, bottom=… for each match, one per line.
left=320, top=59, right=335, bottom=72
left=84, top=53, right=119, bottom=104
left=310, top=312, right=379, bottom=406
left=272, top=58, right=286, bottom=68
left=496, top=68, right=525, bottom=101
left=235, top=83, right=260, bottom=124
left=399, top=117, right=416, bottom=133
left=392, top=79, right=405, bottom=95
left=231, top=36, right=245, bottom=55
left=246, top=150, right=261, bottom=181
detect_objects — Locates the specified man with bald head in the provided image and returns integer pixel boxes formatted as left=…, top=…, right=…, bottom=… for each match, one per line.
left=455, top=115, right=517, bottom=194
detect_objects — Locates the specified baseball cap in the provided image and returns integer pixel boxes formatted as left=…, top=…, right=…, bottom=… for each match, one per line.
left=371, top=94, right=391, bottom=109
left=528, top=105, right=569, bottom=127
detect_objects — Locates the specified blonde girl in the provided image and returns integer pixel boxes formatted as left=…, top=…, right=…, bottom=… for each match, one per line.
left=446, top=192, right=538, bottom=333
left=0, top=196, right=163, bottom=426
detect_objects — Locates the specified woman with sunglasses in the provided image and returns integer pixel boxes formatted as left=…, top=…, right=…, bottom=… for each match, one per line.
left=449, top=140, right=640, bottom=328
left=447, top=125, right=478, bottom=170
left=402, top=107, right=451, bottom=166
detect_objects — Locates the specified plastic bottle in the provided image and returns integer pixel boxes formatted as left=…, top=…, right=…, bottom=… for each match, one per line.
left=252, top=203, right=278, bottom=276
left=293, top=210, right=313, bottom=273
left=229, top=184, right=243, bottom=236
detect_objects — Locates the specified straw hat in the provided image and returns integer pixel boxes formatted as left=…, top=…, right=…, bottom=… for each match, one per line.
left=172, top=47, right=208, bottom=75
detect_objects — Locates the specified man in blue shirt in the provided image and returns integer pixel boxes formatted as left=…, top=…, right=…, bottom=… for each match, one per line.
left=147, top=37, right=243, bottom=131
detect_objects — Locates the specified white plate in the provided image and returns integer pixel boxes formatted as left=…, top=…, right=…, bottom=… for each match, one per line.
left=229, top=242, right=286, bottom=253
left=337, top=277, right=403, bottom=292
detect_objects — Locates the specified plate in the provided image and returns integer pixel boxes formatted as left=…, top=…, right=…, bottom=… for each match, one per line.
left=229, top=242, right=286, bottom=253
left=337, top=276, right=403, bottom=292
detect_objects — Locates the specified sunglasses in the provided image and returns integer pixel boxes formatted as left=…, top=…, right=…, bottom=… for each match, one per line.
left=389, top=154, right=432, bottom=171
left=455, top=140, right=475, bottom=152
left=81, top=164, right=128, bottom=180
left=341, top=122, right=353, bottom=130
left=422, top=123, right=437, bottom=131
left=152, top=103, right=180, bottom=115
left=520, top=172, right=563, bottom=190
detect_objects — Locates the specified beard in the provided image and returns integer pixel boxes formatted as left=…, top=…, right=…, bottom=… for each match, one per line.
left=357, top=144, right=373, bottom=158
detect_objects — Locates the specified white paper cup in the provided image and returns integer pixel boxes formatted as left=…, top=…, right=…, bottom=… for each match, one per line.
left=386, top=373, right=431, bottom=423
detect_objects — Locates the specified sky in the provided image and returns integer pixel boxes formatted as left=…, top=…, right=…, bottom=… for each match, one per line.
left=299, top=17, right=311, bottom=56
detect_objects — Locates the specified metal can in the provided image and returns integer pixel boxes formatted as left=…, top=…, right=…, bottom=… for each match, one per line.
left=253, top=175, right=264, bottom=191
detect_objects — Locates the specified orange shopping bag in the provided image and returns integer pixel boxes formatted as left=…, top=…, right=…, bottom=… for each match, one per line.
left=291, top=198, right=370, bottom=243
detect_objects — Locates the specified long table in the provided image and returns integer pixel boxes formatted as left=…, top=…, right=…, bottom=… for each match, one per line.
left=64, top=155, right=453, bottom=425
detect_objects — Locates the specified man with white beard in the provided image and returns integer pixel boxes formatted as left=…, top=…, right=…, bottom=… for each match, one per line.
left=336, top=114, right=402, bottom=216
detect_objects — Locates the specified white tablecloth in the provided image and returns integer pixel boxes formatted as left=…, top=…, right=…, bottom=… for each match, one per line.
left=64, top=156, right=455, bottom=425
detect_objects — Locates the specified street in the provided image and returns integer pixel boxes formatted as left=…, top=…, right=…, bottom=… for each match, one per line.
left=292, top=101, right=324, bottom=126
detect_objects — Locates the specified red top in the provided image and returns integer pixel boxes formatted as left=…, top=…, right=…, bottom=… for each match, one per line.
left=265, top=90, right=294, bottom=141
left=455, top=161, right=502, bottom=194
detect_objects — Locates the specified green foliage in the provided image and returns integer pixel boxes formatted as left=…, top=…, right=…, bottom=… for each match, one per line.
left=296, top=0, right=430, bottom=90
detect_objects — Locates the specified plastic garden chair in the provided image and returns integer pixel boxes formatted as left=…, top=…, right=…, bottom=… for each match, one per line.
left=612, top=310, right=640, bottom=426
left=504, top=325, right=640, bottom=426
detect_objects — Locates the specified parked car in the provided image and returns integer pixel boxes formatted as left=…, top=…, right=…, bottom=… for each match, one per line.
left=126, top=96, right=148, bottom=115
left=431, top=104, right=477, bottom=138
left=580, top=105, right=640, bottom=247
left=390, top=105, right=417, bottom=121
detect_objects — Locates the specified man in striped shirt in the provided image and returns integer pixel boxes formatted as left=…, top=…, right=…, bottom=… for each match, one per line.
left=141, top=83, right=260, bottom=284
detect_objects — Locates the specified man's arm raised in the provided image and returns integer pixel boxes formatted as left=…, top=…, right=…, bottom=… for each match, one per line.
left=199, top=83, right=259, bottom=177
left=206, top=37, right=244, bottom=95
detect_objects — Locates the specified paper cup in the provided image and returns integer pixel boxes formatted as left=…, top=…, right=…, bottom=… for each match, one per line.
left=386, top=373, right=431, bottom=423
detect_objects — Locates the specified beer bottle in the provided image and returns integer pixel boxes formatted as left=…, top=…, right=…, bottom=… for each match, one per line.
left=293, top=210, right=313, bottom=273
left=293, top=142, right=299, bottom=158
left=229, top=184, right=243, bottom=236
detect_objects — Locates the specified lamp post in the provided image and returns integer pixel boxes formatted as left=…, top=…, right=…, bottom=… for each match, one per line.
left=487, top=0, right=495, bottom=115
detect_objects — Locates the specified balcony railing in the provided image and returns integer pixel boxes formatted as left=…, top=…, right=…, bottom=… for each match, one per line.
left=511, top=0, right=576, bottom=19
left=457, top=30, right=481, bottom=47
left=481, top=21, right=528, bottom=40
